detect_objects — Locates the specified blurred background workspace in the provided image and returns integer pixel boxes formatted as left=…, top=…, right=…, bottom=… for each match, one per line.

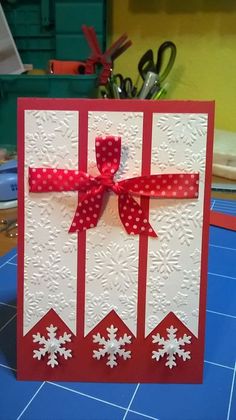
left=0, top=0, right=236, bottom=256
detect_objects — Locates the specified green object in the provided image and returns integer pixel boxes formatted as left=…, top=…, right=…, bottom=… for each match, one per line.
left=0, top=0, right=107, bottom=147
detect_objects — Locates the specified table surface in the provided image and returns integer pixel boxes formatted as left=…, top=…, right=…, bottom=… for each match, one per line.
left=0, top=198, right=235, bottom=420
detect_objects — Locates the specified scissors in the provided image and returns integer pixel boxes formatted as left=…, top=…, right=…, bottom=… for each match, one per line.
left=138, top=41, right=177, bottom=83
left=111, top=73, right=137, bottom=98
left=0, top=218, right=18, bottom=238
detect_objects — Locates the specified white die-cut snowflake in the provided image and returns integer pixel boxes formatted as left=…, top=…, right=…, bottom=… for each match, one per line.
left=152, top=326, right=191, bottom=369
left=33, top=324, right=72, bottom=368
left=93, top=325, right=132, bottom=368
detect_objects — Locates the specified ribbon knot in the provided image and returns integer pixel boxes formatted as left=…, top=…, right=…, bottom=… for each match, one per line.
left=29, top=136, right=199, bottom=237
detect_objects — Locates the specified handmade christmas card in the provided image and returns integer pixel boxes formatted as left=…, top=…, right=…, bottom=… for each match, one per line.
left=17, top=98, right=214, bottom=382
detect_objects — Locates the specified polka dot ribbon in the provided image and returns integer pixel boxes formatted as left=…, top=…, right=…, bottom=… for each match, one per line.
left=29, top=136, right=199, bottom=237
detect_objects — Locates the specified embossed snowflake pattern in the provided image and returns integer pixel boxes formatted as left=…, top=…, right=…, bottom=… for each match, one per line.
left=190, top=248, right=201, bottom=265
left=157, top=114, right=207, bottom=146
left=152, top=326, right=191, bottom=369
left=54, top=118, right=78, bottom=149
left=177, top=148, right=206, bottom=174
left=89, top=113, right=113, bottom=135
left=47, top=293, right=69, bottom=313
left=86, top=291, right=116, bottom=328
left=119, top=290, right=137, bottom=321
left=151, top=203, right=199, bottom=246
left=181, top=269, right=200, bottom=295
left=24, top=286, right=44, bottom=327
left=91, top=243, right=138, bottom=293
left=173, top=292, right=188, bottom=307
left=33, top=325, right=72, bottom=368
left=25, top=219, right=60, bottom=253
left=149, top=243, right=181, bottom=280
left=149, top=292, right=171, bottom=315
left=152, top=142, right=176, bottom=170
left=93, top=325, right=132, bottom=368
left=31, top=252, right=76, bottom=293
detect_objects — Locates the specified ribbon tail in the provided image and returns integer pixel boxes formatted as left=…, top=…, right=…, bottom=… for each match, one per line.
left=69, top=186, right=104, bottom=233
left=118, top=193, right=157, bottom=237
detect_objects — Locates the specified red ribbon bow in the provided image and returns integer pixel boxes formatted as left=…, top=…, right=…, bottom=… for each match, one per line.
left=29, top=136, right=199, bottom=237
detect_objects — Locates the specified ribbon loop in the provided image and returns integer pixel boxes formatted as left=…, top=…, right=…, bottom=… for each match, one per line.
left=96, top=136, right=121, bottom=176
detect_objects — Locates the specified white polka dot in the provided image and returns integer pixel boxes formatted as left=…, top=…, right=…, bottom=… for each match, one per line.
left=82, top=209, right=86, bottom=214
left=180, top=174, right=184, bottom=178
left=138, top=210, right=142, bottom=215
left=184, top=192, right=188, bottom=196
left=191, top=174, right=195, bottom=179
left=37, top=174, right=41, bottom=178
left=96, top=141, right=100, bottom=147
left=69, top=176, right=73, bottom=181
left=93, top=213, right=97, bottom=218
left=108, top=151, right=112, bottom=156
left=108, top=141, right=112, bottom=146
left=89, top=206, right=93, bottom=211
left=185, top=180, right=189, bottom=185
left=86, top=216, right=90, bottom=221
left=49, top=186, right=53, bottom=190
left=174, top=180, right=178, bottom=184
left=114, top=137, right=119, bottom=142
left=151, top=179, right=155, bottom=183
left=123, top=206, right=127, bottom=210
left=111, top=169, right=115, bottom=174
left=114, top=148, right=118, bottom=152
left=102, top=157, right=106, bottom=162
left=150, top=190, right=155, bottom=195
left=190, top=186, right=194, bottom=190
left=156, top=185, right=161, bottom=189
left=32, top=180, right=36, bottom=185
left=64, top=170, right=68, bottom=174
left=168, top=174, right=173, bottom=178
left=141, top=226, right=145, bottom=231
left=90, top=223, right=95, bottom=228
left=121, top=213, right=124, bottom=217
left=194, top=192, right=198, bottom=197
left=178, top=186, right=183, bottom=190
left=91, top=198, right=95, bottom=202
left=167, top=185, right=171, bottom=190
left=130, top=232, right=135, bottom=235
left=172, top=191, right=177, bottom=196
left=97, top=195, right=101, bottom=199
left=136, top=217, right=140, bottom=221
left=149, top=228, right=153, bottom=233
left=32, top=168, right=36, bottom=172
left=133, top=224, right=137, bottom=229
left=37, top=186, right=42, bottom=190
left=145, top=185, right=150, bottom=189
left=53, top=169, right=57, bottom=173
left=128, top=215, right=132, bottom=220
left=134, top=184, right=139, bottom=189
left=196, top=180, right=199, bottom=185
left=43, top=168, right=46, bottom=173
left=79, top=219, right=83, bottom=223
left=75, top=171, right=79, bottom=175
left=95, top=204, right=99, bottom=208
left=107, top=162, right=111, bottom=167
left=48, top=174, right=52, bottom=179
left=76, top=212, right=79, bottom=217
left=113, top=158, right=118, bottom=163
left=162, top=179, right=167, bottom=184
left=143, top=219, right=147, bottom=223
left=125, top=222, right=129, bottom=227
left=78, top=203, right=82, bottom=207
left=72, top=222, right=76, bottom=227
left=59, top=175, right=62, bottom=180
left=131, top=208, right=135, bottom=212
left=43, top=180, right=47, bottom=185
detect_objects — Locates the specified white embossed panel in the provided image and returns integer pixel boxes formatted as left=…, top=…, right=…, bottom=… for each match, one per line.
left=145, top=113, right=208, bottom=337
left=85, top=112, right=143, bottom=336
left=24, top=110, right=78, bottom=335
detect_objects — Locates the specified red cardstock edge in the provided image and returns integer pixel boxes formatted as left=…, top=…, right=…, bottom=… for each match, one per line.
left=17, top=99, right=215, bottom=383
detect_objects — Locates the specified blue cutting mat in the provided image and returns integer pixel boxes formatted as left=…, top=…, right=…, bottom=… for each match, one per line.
left=0, top=198, right=235, bottom=420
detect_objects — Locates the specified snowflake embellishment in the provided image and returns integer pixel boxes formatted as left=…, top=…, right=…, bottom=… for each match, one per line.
left=152, top=326, right=191, bottom=369
left=93, top=325, right=132, bottom=368
left=33, top=325, right=72, bottom=368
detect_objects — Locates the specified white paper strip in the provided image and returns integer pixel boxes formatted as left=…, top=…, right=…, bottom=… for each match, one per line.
left=85, top=111, right=144, bottom=336
left=24, top=110, right=78, bottom=335
left=145, top=113, right=208, bottom=338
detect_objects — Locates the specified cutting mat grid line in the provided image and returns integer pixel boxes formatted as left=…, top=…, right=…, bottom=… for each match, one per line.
left=0, top=198, right=235, bottom=420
